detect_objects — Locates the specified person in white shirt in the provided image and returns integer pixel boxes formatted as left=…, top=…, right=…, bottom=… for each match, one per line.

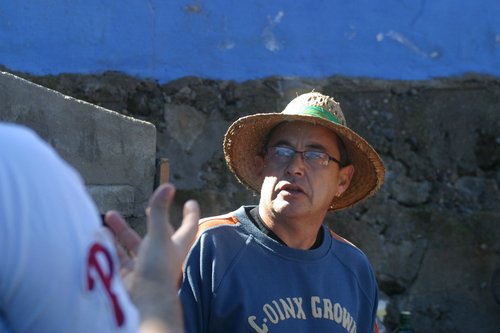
left=0, top=123, right=198, bottom=333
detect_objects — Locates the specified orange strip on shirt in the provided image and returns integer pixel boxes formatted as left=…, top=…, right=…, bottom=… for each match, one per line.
left=195, top=214, right=240, bottom=239
left=329, top=229, right=357, bottom=248
left=178, top=214, right=240, bottom=285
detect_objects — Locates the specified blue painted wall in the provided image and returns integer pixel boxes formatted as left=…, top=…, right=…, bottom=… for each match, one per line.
left=1, top=1, right=499, bottom=83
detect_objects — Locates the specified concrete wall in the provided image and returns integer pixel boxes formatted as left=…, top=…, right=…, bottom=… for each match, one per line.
left=0, top=71, right=156, bottom=219
left=1, top=1, right=499, bottom=82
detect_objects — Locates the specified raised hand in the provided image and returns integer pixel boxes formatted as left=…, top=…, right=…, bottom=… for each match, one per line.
left=105, top=183, right=200, bottom=333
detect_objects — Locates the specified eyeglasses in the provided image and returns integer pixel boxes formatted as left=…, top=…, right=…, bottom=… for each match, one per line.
left=265, top=146, right=343, bottom=167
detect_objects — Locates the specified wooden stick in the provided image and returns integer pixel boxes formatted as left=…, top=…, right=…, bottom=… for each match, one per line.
left=159, top=158, right=170, bottom=184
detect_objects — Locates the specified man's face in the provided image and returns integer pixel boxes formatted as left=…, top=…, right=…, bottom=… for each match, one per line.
left=255, top=121, right=354, bottom=221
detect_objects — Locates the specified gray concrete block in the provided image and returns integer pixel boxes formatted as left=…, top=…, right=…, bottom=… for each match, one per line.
left=87, top=185, right=135, bottom=216
left=0, top=71, right=156, bottom=218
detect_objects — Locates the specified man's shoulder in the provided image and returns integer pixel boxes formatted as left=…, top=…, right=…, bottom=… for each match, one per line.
left=194, top=206, right=251, bottom=239
left=327, top=228, right=373, bottom=268
left=326, top=228, right=377, bottom=286
left=187, top=207, right=252, bottom=264
left=198, top=212, right=240, bottom=232
left=328, top=229, right=357, bottom=247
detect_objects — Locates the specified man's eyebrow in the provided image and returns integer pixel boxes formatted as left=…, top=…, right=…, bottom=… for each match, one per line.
left=305, top=143, right=328, bottom=151
left=271, top=140, right=328, bottom=151
left=270, top=139, right=292, bottom=147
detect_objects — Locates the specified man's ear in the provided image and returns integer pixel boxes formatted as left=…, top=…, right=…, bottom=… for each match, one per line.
left=336, top=165, right=355, bottom=196
left=254, top=155, right=265, bottom=178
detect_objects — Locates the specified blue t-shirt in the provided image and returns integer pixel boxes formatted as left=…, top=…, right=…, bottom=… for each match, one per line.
left=180, top=206, right=378, bottom=333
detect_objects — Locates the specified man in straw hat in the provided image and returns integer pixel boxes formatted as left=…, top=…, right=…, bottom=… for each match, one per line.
left=179, top=92, right=385, bottom=332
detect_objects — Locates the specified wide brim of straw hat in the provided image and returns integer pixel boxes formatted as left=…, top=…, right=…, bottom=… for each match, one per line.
left=223, top=113, right=385, bottom=211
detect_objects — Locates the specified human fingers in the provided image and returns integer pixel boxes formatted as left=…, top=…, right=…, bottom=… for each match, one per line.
left=104, top=210, right=141, bottom=257
left=101, top=227, right=136, bottom=278
left=134, top=183, right=185, bottom=332
left=147, top=183, right=176, bottom=241
left=171, top=199, right=200, bottom=259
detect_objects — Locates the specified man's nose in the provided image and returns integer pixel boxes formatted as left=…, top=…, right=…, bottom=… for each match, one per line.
left=285, top=152, right=306, bottom=175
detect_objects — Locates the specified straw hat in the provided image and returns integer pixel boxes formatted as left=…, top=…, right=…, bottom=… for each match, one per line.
left=223, top=92, right=385, bottom=211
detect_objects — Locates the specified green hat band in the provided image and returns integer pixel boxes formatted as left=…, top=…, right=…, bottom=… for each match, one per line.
left=286, top=105, right=342, bottom=125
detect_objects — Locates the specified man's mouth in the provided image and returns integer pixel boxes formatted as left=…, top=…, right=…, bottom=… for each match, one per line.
left=279, top=183, right=305, bottom=194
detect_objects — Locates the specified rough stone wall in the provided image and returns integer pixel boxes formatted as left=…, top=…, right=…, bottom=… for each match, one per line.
left=13, top=70, right=500, bottom=333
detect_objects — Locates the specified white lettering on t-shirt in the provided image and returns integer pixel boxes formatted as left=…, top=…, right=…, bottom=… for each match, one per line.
left=248, top=296, right=357, bottom=332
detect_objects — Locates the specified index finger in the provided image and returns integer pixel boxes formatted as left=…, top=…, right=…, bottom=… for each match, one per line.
left=104, top=210, right=142, bottom=257
left=171, top=199, right=200, bottom=259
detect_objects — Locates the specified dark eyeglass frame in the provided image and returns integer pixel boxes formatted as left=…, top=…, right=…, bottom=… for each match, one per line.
left=265, top=146, right=344, bottom=167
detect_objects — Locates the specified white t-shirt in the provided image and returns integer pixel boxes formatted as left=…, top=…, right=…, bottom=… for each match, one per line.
left=0, top=123, right=140, bottom=333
